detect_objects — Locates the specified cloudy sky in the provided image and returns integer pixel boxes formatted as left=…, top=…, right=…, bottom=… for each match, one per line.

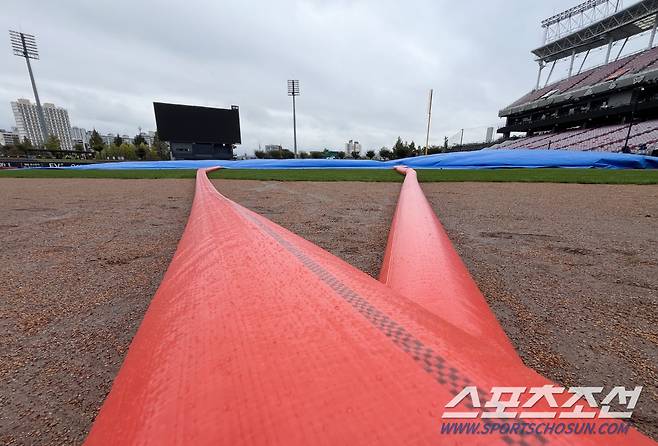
left=1, top=0, right=638, bottom=154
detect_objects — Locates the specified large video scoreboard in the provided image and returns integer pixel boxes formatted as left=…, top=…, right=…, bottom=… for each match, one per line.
left=153, top=102, right=241, bottom=160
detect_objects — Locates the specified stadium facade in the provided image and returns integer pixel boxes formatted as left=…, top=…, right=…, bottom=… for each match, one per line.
left=493, top=0, right=658, bottom=155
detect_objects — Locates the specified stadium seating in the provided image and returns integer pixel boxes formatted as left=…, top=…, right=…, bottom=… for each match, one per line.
left=507, top=45, right=658, bottom=108
left=490, top=118, right=658, bottom=153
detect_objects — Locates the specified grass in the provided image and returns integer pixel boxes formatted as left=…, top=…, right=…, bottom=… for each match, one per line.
left=0, top=168, right=656, bottom=184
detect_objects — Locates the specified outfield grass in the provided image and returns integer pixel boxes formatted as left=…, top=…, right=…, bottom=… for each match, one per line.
left=0, top=168, right=657, bottom=184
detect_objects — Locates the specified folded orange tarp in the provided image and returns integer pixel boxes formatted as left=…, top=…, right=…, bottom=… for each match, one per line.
left=85, top=168, right=655, bottom=445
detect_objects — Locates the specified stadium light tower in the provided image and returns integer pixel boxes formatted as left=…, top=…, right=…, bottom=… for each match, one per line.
left=9, top=30, right=49, bottom=145
left=287, top=80, right=300, bottom=158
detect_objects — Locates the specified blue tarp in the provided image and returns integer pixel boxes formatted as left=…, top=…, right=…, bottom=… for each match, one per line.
left=401, top=149, right=658, bottom=169
left=66, top=149, right=658, bottom=170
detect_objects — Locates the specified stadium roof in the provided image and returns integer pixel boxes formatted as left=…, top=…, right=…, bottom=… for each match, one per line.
left=532, top=0, right=658, bottom=63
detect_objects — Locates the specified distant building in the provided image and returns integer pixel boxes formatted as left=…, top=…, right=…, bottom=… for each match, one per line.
left=11, top=99, right=73, bottom=150
left=101, top=133, right=134, bottom=146
left=0, top=129, right=20, bottom=146
left=136, top=131, right=155, bottom=146
left=485, top=127, right=494, bottom=144
left=101, top=134, right=113, bottom=146
left=345, top=140, right=361, bottom=154
left=70, top=126, right=89, bottom=150
left=264, top=144, right=283, bottom=152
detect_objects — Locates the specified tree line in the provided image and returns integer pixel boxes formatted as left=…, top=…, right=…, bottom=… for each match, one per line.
left=87, top=130, right=169, bottom=160
left=253, top=136, right=451, bottom=160
left=254, top=149, right=366, bottom=159
left=0, top=130, right=170, bottom=161
left=377, top=136, right=451, bottom=160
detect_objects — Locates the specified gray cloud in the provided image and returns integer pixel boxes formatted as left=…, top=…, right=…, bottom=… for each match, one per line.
left=2, top=0, right=582, bottom=154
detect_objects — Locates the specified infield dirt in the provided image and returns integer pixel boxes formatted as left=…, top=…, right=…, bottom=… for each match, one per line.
left=1, top=178, right=656, bottom=444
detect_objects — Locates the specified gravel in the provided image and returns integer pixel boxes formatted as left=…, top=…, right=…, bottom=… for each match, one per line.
left=0, top=178, right=656, bottom=443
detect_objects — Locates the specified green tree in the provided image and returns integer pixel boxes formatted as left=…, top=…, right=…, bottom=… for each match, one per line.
left=379, top=147, right=393, bottom=160
left=279, top=149, right=295, bottom=159
left=74, top=142, right=84, bottom=151
left=89, top=130, right=105, bottom=155
left=45, top=135, right=61, bottom=151
left=263, top=148, right=294, bottom=159
left=7, top=144, right=26, bottom=157
left=337, top=151, right=346, bottom=159
left=299, top=151, right=310, bottom=159
left=113, top=134, right=123, bottom=146
left=133, top=134, right=147, bottom=146
left=392, top=137, right=411, bottom=159
left=350, top=151, right=360, bottom=159
left=310, top=151, right=323, bottom=159
left=8, top=139, right=32, bottom=157
left=151, top=131, right=170, bottom=160
left=135, top=142, right=148, bottom=159
left=119, top=142, right=137, bottom=160
left=105, top=143, right=121, bottom=159
left=366, top=150, right=375, bottom=159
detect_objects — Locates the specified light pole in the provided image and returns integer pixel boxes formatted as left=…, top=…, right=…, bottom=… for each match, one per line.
left=287, top=80, right=300, bottom=158
left=623, top=87, right=644, bottom=152
left=9, top=30, right=48, bottom=146
left=424, top=89, right=434, bottom=155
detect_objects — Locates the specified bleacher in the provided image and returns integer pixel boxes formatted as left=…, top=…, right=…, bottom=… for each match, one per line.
left=508, top=45, right=658, bottom=109
left=495, top=1, right=658, bottom=155
left=490, top=119, right=658, bottom=153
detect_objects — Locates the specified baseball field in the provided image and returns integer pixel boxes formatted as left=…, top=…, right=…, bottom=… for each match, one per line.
left=1, top=172, right=656, bottom=443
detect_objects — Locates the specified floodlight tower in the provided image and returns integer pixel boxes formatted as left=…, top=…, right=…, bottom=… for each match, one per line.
left=287, top=79, right=300, bottom=158
left=9, top=30, right=48, bottom=145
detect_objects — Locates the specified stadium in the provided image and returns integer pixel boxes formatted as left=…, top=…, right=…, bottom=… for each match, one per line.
left=493, top=0, right=658, bottom=155
left=1, top=1, right=658, bottom=446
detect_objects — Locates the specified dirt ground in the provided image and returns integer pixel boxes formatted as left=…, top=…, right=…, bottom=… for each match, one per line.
left=0, top=178, right=656, bottom=444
